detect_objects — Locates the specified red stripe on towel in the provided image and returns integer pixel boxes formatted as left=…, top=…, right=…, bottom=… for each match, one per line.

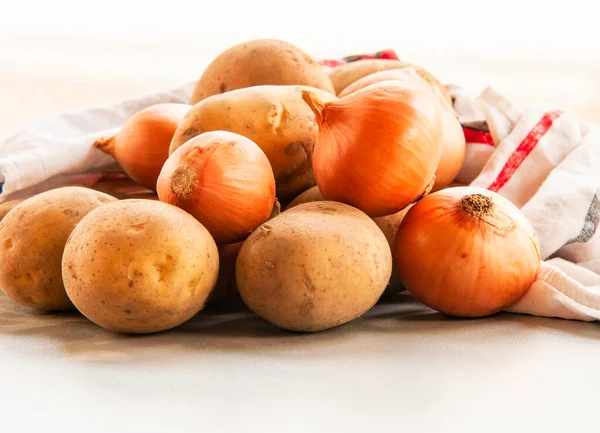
left=463, top=127, right=495, bottom=146
left=488, top=110, right=562, bottom=192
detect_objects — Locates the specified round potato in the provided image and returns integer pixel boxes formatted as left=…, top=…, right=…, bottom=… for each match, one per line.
left=287, top=186, right=408, bottom=297
left=171, top=85, right=337, bottom=201
left=62, top=199, right=219, bottom=334
left=236, top=201, right=392, bottom=332
left=0, top=187, right=116, bottom=311
left=328, top=59, right=404, bottom=95
left=190, top=39, right=335, bottom=104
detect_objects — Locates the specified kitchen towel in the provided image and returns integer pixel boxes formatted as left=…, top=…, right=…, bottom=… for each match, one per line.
left=1, top=50, right=599, bottom=322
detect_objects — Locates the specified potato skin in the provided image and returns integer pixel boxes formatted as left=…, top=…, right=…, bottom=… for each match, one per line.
left=0, top=187, right=116, bottom=311
left=171, top=85, right=337, bottom=201
left=287, top=186, right=408, bottom=297
left=328, top=59, right=405, bottom=95
left=62, top=199, right=219, bottom=334
left=190, top=39, right=334, bottom=104
left=236, top=201, right=392, bottom=332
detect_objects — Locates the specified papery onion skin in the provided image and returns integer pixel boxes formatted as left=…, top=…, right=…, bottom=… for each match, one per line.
left=95, top=103, right=191, bottom=191
left=394, top=187, right=540, bottom=317
left=157, top=131, right=276, bottom=244
left=338, top=68, right=466, bottom=191
left=302, top=80, right=443, bottom=217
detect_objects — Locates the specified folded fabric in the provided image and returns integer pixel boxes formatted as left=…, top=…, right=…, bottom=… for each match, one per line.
left=452, top=85, right=600, bottom=321
left=0, top=82, right=195, bottom=200
left=1, top=50, right=599, bottom=322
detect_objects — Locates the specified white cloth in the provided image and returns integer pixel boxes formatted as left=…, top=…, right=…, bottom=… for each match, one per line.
left=0, top=82, right=195, bottom=200
left=2, top=73, right=600, bottom=322
left=452, top=86, right=600, bottom=321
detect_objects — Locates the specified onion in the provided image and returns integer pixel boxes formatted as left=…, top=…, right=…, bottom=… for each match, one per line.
left=302, top=80, right=444, bottom=217
left=339, top=68, right=465, bottom=191
left=157, top=131, right=276, bottom=244
left=394, top=186, right=540, bottom=317
left=95, top=103, right=191, bottom=191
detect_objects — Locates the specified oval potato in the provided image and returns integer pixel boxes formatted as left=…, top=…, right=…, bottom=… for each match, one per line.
left=236, top=201, right=392, bottom=332
left=0, top=187, right=116, bottom=311
left=171, top=85, right=337, bottom=201
left=62, top=199, right=219, bottom=334
left=190, top=39, right=335, bottom=104
left=287, top=186, right=408, bottom=297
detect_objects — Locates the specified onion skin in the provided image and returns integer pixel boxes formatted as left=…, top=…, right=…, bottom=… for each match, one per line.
left=95, top=103, right=191, bottom=191
left=338, top=68, right=465, bottom=191
left=157, top=131, right=276, bottom=244
left=394, top=187, right=540, bottom=317
left=302, top=80, right=443, bottom=217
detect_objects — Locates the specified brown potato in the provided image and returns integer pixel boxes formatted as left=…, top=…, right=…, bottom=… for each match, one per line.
left=287, top=186, right=409, bottom=297
left=171, top=85, right=337, bottom=201
left=62, top=199, right=219, bottom=334
left=190, top=39, right=335, bottom=104
left=0, top=187, right=116, bottom=311
left=328, top=59, right=404, bottom=95
left=236, top=201, right=392, bottom=332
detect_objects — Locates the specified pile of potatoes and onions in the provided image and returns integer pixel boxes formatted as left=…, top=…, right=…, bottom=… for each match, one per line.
left=0, top=39, right=541, bottom=334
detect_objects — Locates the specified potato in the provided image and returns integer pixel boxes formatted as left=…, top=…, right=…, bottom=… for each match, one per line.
left=287, top=186, right=409, bottom=297
left=236, top=201, right=392, bottom=332
left=170, top=85, right=337, bottom=201
left=0, top=187, right=116, bottom=311
left=62, top=199, right=219, bottom=334
left=190, top=39, right=335, bottom=104
left=0, top=197, right=30, bottom=222
left=328, top=59, right=404, bottom=95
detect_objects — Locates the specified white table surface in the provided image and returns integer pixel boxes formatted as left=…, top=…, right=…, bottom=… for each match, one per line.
left=2, top=5, right=600, bottom=430
left=2, top=293, right=600, bottom=433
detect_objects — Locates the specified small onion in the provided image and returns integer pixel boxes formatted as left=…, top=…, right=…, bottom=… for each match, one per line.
left=302, top=79, right=444, bottom=217
left=95, top=103, right=191, bottom=191
left=157, top=131, right=276, bottom=244
left=394, top=187, right=540, bottom=317
left=339, top=68, right=465, bottom=191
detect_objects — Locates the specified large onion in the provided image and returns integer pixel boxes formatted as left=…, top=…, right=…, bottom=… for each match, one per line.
left=301, top=79, right=444, bottom=217
left=338, top=68, right=465, bottom=190
left=395, top=186, right=540, bottom=317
